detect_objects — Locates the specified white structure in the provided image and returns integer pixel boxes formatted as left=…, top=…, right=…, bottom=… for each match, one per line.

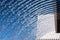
left=37, top=14, right=60, bottom=39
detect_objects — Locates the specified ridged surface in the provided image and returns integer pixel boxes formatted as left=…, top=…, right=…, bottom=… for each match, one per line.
left=0, top=0, right=55, bottom=40
left=56, top=0, right=60, bottom=13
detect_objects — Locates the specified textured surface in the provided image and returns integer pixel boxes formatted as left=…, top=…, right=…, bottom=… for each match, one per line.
left=37, top=14, right=60, bottom=39
left=37, top=14, right=55, bottom=39
left=40, top=31, right=60, bottom=39
left=0, top=0, right=55, bottom=40
left=57, top=0, right=60, bottom=13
